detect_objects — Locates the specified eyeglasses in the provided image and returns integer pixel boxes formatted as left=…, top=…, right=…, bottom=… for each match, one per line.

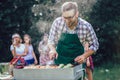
left=64, top=16, right=73, bottom=19
left=63, top=11, right=76, bottom=20
left=63, top=15, right=75, bottom=20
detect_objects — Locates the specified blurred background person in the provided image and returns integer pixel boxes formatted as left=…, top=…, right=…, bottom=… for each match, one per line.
left=9, top=33, right=26, bottom=76
left=10, top=33, right=26, bottom=57
left=38, top=33, right=54, bottom=65
left=23, top=34, right=38, bottom=65
left=84, top=41, right=94, bottom=80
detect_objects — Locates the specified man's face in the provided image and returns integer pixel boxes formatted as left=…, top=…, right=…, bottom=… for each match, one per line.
left=62, top=9, right=78, bottom=27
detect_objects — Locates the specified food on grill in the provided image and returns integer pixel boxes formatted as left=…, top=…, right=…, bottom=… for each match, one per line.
left=39, top=65, right=58, bottom=69
left=46, top=65, right=51, bottom=69
left=58, top=64, right=64, bottom=68
left=57, top=63, right=73, bottom=68
left=63, top=63, right=73, bottom=68
left=39, top=66, right=46, bottom=69
left=24, top=65, right=57, bottom=69
left=23, top=64, right=73, bottom=69
left=24, top=65, right=40, bottom=69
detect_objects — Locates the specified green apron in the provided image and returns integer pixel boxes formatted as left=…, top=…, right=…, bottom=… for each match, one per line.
left=55, top=33, right=84, bottom=65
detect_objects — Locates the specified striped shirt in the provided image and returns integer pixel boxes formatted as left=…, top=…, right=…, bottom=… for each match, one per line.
left=48, top=17, right=99, bottom=52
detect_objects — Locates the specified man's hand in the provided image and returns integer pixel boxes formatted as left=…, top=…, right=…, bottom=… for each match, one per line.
left=74, top=55, right=86, bottom=64
left=49, top=50, right=58, bottom=60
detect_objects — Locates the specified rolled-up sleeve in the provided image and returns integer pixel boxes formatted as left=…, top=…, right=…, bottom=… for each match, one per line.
left=86, top=24, right=99, bottom=52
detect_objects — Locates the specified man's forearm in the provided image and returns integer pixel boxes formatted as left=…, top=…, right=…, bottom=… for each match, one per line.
left=83, top=49, right=95, bottom=59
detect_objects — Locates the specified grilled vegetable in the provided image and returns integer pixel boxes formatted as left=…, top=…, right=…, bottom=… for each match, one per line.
left=58, top=64, right=64, bottom=68
left=63, top=63, right=73, bottom=68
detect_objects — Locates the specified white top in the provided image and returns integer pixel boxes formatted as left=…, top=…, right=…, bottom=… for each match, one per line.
left=10, top=44, right=25, bottom=55
left=23, top=45, right=34, bottom=60
left=10, top=44, right=34, bottom=60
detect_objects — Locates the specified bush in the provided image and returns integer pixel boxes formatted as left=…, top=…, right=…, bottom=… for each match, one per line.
left=88, top=0, right=120, bottom=65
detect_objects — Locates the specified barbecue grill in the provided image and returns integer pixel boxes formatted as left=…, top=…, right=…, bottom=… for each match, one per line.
left=13, top=64, right=85, bottom=80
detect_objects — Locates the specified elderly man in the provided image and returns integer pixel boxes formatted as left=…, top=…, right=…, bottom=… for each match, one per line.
left=48, top=1, right=99, bottom=66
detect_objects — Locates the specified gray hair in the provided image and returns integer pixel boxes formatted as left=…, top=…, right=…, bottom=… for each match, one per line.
left=61, top=2, right=78, bottom=13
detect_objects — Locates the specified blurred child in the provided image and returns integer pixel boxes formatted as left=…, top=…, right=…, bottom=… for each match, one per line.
left=38, top=33, right=54, bottom=65
left=23, top=34, right=38, bottom=65
left=84, top=42, right=94, bottom=80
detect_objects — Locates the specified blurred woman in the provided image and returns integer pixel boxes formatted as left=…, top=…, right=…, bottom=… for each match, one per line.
left=9, top=33, right=26, bottom=76
left=10, top=33, right=26, bottom=57
left=38, top=33, right=54, bottom=65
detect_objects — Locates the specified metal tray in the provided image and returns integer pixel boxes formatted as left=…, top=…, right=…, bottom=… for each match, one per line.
left=13, top=64, right=84, bottom=80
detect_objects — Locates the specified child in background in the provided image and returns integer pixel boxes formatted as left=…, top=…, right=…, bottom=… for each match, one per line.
left=38, top=33, right=54, bottom=65
left=9, top=33, right=26, bottom=76
left=23, top=34, right=38, bottom=65
left=84, top=42, right=94, bottom=80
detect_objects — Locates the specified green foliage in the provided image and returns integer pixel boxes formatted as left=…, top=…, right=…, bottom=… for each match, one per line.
left=0, top=0, right=55, bottom=62
left=34, top=0, right=56, bottom=5
left=0, top=0, right=37, bottom=62
left=31, top=2, right=58, bottom=22
left=88, top=0, right=120, bottom=65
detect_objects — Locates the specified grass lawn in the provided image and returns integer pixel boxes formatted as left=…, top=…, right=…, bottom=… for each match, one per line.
left=93, top=64, right=120, bottom=80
